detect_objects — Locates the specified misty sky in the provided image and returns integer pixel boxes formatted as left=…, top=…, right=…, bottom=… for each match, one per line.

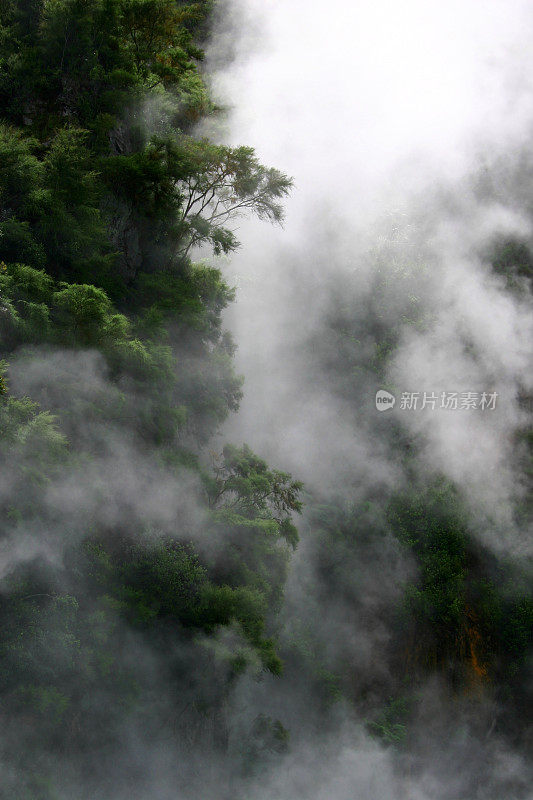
left=206, top=0, right=533, bottom=556
left=215, top=0, right=533, bottom=205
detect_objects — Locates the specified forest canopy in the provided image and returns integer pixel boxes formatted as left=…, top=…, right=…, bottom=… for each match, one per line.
left=0, top=1, right=531, bottom=798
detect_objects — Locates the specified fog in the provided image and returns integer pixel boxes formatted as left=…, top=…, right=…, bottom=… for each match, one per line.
left=207, top=0, right=533, bottom=552
left=203, top=1, right=533, bottom=796
left=1, top=1, right=532, bottom=796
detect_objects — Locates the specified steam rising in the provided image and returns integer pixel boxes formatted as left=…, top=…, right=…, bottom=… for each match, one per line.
left=1, top=0, right=532, bottom=796
left=213, top=0, right=533, bottom=544
left=207, top=0, right=533, bottom=796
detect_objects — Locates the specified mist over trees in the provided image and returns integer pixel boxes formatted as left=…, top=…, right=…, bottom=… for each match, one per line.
left=0, top=1, right=531, bottom=798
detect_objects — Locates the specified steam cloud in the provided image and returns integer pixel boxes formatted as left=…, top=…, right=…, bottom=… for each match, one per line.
left=204, top=0, right=533, bottom=797
left=1, top=0, right=532, bottom=796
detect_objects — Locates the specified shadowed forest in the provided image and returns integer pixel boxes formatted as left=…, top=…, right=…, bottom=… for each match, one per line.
left=0, top=1, right=531, bottom=798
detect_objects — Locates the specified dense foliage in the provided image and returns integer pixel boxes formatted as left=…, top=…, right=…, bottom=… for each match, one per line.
left=0, top=1, right=301, bottom=794
left=0, top=1, right=531, bottom=797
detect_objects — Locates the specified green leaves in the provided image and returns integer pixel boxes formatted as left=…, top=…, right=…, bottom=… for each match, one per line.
left=0, top=1, right=300, bottom=784
left=387, top=481, right=469, bottom=651
left=83, top=536, right=286, bottom=674
left=210, top=444, right=303, bottom=526
left=367, top=696, right=409, bottom=746
left=53, top=283, right=113, bottom=343
left=0, top=395, right=67, bottom=465
left=0, top=127, right=47, bottom=268
left=201, top=445, right=302, bottom=622
left=101, top=135, right=293, bottom=275
left=0, top=126, right=44, bottom=215
left=173, top=139, right=293, bottom=258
